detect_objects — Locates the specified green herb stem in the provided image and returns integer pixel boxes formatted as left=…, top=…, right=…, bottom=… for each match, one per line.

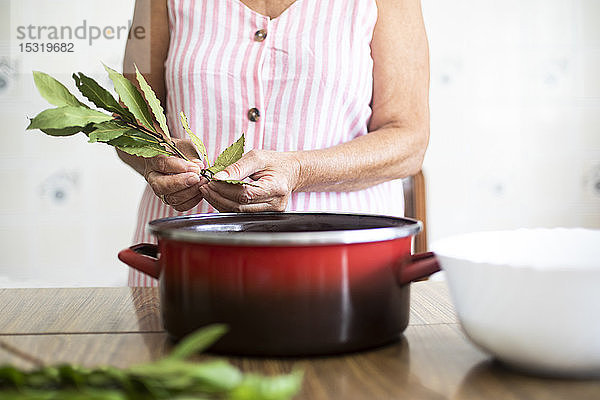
left=0, top=325, right=303, bottom=399
left=30, top=67, right=254, bottom=187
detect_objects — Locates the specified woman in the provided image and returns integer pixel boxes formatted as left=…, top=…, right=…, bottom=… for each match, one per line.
left=119, top=0, right=430, bottom=286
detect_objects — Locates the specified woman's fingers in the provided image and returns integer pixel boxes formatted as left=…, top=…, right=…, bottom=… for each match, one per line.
left=147, top=171, right=204, bottom=196
left=199, top=185, right=283, bottom=212
left=198, top=149, right=300, bottom=213
left=143, top=148, right=209, bottom=200
left=206, top=180, right=274, bottom=204
left=141, top=140, right=211, bottom=211
left=172, top=138, right=202, bottom=162
left=146, top=154, right=200, bottom=175
left=164, top=185, right=203, bottom=206
left=171, top=192, right=205, bottom=212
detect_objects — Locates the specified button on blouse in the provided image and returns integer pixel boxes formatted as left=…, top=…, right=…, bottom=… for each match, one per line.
left=254, top=29, right=267, bottom=42
left=248, top=108, right=260, bottom=122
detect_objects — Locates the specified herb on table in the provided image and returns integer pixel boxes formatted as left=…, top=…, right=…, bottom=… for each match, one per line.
left=0, top=324, right=303, bottom=399
left=27, top=64, right=255, bottom=186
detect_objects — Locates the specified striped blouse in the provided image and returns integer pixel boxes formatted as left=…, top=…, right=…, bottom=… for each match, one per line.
left=129, top=0, right=405, bottom=286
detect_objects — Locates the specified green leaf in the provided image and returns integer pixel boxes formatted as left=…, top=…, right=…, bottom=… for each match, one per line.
left=25, top=368, right=60, bottom=388
left=207, top=134, right=245, bottom=175
left=57, top=365, right=86, bottom=388
left=135, top=64, right=171, bottom=140
left=103, top=64, right=156, bottom=132
left=213, top=179, right=259, bottom=187
left=180, top=111, right=209, bottom=165
left=167, top=324, right=228, bottom=361
left=118, top=130, right=163, bottom=145
left=27, top=106, right=112, bottom=130
left=88, top=120, right=135, bottom=143
left=0, top=365, right=26, bottom=388
left=111, top=145, right=169, bottom=158
left=184, top=360, right=242, bottom=391
left=40, top=126, right=84, bottom=137
left=109, top=132, right=171, bottom=158
left=72, top=73, right=135, bottom=123
left=32, top=71, right=85, bottom=108
left=229, top=370, right=304, bottom=400
left=129, top=359, right=241, bottom=393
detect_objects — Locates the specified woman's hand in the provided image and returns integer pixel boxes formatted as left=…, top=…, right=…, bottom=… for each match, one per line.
left=199, top=150, right=302, bottom=212
left=144, top=139, right=209, bottom=212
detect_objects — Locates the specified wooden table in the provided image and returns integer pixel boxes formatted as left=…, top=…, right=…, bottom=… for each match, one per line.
left=0, top=282, right=598, bottom=399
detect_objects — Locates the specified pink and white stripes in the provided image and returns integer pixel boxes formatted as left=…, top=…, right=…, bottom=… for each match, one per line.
left=129, top=0, right=405, bottom=286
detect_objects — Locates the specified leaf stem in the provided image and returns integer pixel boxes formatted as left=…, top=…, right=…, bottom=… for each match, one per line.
left=113, top=116, right=191, bottom=161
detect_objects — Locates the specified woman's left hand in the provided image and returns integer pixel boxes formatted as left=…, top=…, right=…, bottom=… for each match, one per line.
left=199, top=149, right=302, bottom=212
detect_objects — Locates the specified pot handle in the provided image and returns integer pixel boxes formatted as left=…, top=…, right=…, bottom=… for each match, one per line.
left=118, top=243, right=161, bottom=280
left=396, top=252, right=441, bottom=286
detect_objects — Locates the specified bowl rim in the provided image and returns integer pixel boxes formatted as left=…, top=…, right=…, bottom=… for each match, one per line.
left=431, top=227, right=600, bottom=271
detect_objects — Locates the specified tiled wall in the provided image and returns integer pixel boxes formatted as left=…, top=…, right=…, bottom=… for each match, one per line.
left=1, top=0, right=599, bottom=287
left=422, top=0, right=600, bottom=244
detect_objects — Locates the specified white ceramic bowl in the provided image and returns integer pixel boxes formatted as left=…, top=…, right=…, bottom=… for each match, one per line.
left=432, top=228, right=600, bottom=377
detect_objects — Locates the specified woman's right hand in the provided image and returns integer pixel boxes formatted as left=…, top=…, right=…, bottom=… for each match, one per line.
left=143, top=139, right=209, bottom=212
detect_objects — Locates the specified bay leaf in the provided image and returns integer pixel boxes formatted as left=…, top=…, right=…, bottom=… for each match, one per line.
left=40, top=122, right=96, bottom=137
left=182, top=361, right=242, bottom=391
left=129, top=360, right=241, bottom=393
left=40, top=126, right=84, bottom=137
left=0, top=365, right=26, bottom=388
left=88, top=121, right=136, bottom=143
left=103, top=64, right=156, bottom=132
left=112, top=145, right=169, bottom=158
left=229, top=370, right=303, bottom=400
left=212, top=179, right=259, bottom=187
left=119, top=130, right=163, bottom=145
left=27, top=106, right=112, bottom=130
left=166, top=324, right=228, bottom=361
left=180, top=111, right=209, bottom=165
left=32, top=71, right=86, bottom=108
left=109, top=133, right=171, bottom=158
left=135, top=65, right=171, bottom=140
left=72, top=73, right=135, bottom=123
left=57, top=365, right=86, bottom=388
left=206, top=134, right=245, bottom=175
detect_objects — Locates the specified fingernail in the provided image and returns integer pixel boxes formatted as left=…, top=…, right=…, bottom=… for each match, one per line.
left=186, top=174, right=200, bottom=186
left=213, top=171, right=228, bottom=180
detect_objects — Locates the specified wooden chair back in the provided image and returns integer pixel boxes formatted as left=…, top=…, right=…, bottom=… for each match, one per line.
left=403, top=170, right=428, bottom=254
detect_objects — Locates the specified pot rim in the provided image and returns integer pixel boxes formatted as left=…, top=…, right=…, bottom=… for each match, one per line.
left=147, top=212, right=422, bottom=246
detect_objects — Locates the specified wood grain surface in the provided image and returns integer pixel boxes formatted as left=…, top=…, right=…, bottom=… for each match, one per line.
left=0, top=281, right=598, bottom=399
left=0, top=283, right=452, bottom=334
left=0, top=287, right=161, bottom=334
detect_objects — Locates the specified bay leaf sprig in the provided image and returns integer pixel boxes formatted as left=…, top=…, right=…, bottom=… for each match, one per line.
left=0, top=324, right=303, bottom=399
left=27, top=65, right=255, bottom=186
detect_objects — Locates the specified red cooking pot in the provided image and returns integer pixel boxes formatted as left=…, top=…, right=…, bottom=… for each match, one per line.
left=118, top=212, right=440, bottom=356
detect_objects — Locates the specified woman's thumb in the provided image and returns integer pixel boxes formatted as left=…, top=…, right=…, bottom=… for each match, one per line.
left=213, top=152, right=261, bottom=181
